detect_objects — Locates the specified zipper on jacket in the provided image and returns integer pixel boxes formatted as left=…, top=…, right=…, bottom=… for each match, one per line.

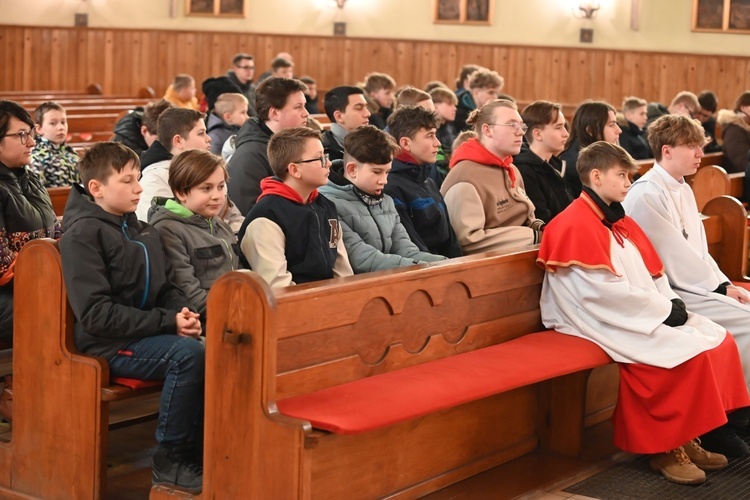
left=121, top=221, right=150, bottom=309
left=206, top=217, right=235, bottom=271
left=367, top=204, right=388, bottom=252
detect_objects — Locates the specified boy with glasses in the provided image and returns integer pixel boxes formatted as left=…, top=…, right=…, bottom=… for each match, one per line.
left=238, top=127, right=352, bottom=288
left=442, top=99, right=545, bottom=255
left=226, top=53, right=257, bottom=116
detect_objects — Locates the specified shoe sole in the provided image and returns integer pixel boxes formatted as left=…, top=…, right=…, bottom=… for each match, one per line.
left=691, top=461, right=728, bottom=471
left=649, top=462, right=706, bottom=485
left=152, top=478, right=202, bottom=495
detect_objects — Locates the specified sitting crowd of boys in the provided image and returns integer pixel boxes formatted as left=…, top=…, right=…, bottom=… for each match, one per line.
left=3, top=55, right=750, bottom=494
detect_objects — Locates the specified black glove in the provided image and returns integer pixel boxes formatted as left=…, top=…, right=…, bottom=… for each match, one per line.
left=713, top=281, right=731, bottom=295
left=663, top=298, right=688, bottom=327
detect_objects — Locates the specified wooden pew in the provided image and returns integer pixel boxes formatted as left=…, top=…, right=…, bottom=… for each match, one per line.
left=635, top=151, right=724, bottom=180
left=0, top=84, right=103, bottom=99
left=0, top=240, right=161, bottom=499
left=0, top=196, right=744, bottom=499
left=693, top=165, right=745, bottom=212
left=46, top=187, right=71, bottom=217
left=149, top=196, right=747, bottom=500
left=65, top=113, right=120, bottom=135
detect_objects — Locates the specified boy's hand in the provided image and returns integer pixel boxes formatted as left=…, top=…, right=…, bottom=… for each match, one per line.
left=176, top=307, right=202, bottom=338
left=727, top=286, right=750, bottom=304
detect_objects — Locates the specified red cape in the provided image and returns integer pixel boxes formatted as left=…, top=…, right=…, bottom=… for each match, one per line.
left=536, top=192, right=664, bottom=277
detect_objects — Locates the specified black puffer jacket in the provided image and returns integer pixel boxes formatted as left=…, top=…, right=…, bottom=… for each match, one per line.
left=226, top=117, right=274, bottom=215
left=60, top=184, right=189, bottom=361
left=0, top=163, right=60, bottom=342
left=112, top=108, right=148, bottom=157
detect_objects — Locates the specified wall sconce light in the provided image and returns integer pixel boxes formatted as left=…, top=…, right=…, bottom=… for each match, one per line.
left=575, top=2, right=600, bottom=19
left=333, top=0, right=346, bottom=8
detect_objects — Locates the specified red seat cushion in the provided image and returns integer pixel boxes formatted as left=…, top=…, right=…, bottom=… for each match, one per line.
left=276, top=330, right=611, bottom=435
left=111, top=377, right=162, bottom=390
left=732, top=281, right=750, bottom=292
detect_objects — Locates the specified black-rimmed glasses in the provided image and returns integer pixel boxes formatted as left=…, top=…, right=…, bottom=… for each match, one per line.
left=295, top=154, right=330, bottom=168
left=3, top=130, right=34, bottom=145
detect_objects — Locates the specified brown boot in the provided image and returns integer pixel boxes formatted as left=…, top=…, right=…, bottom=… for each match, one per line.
left=684, top=438, right=728, bottom=470
left=0, top=375, right=12, bottom=422
left=649, top=446, right=706, bottom=485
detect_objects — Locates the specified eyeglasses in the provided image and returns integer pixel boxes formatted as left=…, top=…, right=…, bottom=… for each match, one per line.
left=489, top=122, right=528, bottom=134
left=295, top=154, right=330, bottom=168
left=237, top=65, right=255, bottom=70
left=3, top=130, right=34, bottom=145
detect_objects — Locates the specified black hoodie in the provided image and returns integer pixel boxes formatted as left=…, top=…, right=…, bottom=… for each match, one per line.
left=112, top=108, right=148, bottom=157
left=59, top=184, right=190, bottom=361
left=513, top=145, right=573, bottom=224
left=139, top=140, right=172, bottom=171
left=226, top=117, right=274, bottom=215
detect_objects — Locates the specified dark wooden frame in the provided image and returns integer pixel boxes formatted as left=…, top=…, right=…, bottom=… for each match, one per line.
left=185, top=0, right=246, bottom=18
left=692, top=0, right=750, bottom=33
left=434, top=0, right=493, bottom=25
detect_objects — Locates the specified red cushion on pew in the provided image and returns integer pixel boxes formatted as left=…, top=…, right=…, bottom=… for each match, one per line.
left=276, top=330, right=611, bottom=435
left=111, top=377, right=162, bottom=390
left=732, top=281, right=750, bottom=292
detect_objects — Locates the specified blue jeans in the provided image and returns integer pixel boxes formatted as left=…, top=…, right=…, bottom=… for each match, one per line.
left=108, top=335, right=205, bottom=445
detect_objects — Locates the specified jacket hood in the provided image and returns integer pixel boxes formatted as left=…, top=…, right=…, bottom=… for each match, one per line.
left=318, top=179, right=357, bottom=201
left=717, top=109, right=750, bottom=132
left=140, top=141, right=173, bottom=170
left=206, top=112, right=239, bottom=134
left=148, top=197, right=215, bottom=230
left=449, top=138, right=517, bottom=186
left=62, top=183, right=136, bottom=232
left=233, top=116, right=272, bottom=150
left=256, top=177, right=319, bottom=204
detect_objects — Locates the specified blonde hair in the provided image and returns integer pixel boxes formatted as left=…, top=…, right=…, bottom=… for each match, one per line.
left=452, top=130, right=478, bottom=152
left=396, top=87, right=431, bottom=107
left=430, top=87, right=458, bottom=106
left=214, top=93, right=248, bottom=117
left=466, top=99, right=517, bottom=133
left=363, top=72, right=396, bottom=93
left=468, top=69, right=504, bottom=91
left=647, top=114, right=707, bottom=162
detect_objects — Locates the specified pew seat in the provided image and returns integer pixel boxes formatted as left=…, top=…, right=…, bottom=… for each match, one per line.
left=693, top=165, right=745, bottom=212
left=277, top=330, right=610, bottom=435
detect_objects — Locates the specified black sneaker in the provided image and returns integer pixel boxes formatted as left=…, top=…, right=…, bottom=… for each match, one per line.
left=699, top=425, right=750, bottom=458
left=152, top=443, right=203, bottom=494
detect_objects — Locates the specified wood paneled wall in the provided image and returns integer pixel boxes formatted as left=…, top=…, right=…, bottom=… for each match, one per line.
left=2, top=25, right=749, bottom=110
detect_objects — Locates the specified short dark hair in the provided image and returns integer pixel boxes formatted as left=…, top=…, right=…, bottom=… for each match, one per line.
left=299, top=75, right=316, bottom=86
left=456, top=64, right=482, bottom=89
left=0, top=100, right=34, bottom=138
left=232, top=53, right=253, bottom=66
left=33, top=101, right=66, bottom=126
left=734, top=91, right=750, bottom=113
left=255, top=77, right=308, bottom=121
left=387, top=106, right=440, bottom=142
left=141, top=99, right=173, bottom=135
left=173, top=74, right=195, bottom=91
left=169, top=149, right=227, bottom=197
left=577, top=141, right=637, bottom=187
left=323, top=86, right=365, bottom=122
left=78, top=142, right=140, bottom=189
left=344, top=125, right=400, bottom=165
left=267, top=127, right=322, bottom=179
left=521, top=100, right=562, bottom=143
left=564, top=101, right=616, bottom=151
left=698, top=91, right=718, bottom=113
left=271, top=57, right=293, bottom=70
left=157, top=108, right=205, bottom=148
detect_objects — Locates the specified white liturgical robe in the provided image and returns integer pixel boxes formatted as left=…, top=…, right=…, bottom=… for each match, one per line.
left=624, top=164, right=750, bottom=385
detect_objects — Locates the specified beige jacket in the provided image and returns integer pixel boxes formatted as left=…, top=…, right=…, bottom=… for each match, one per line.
left=441, top=159, right=543, bottom=254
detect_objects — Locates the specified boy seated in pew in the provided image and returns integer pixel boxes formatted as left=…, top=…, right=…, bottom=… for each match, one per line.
left=624, top=114, right=750, bottom=455
left=150, top=149, right=239, bottom=322
left=112, top=99, right=172, bottom=157
left=385, top=106, right=462, bottom=258
left=30, top=101, right=79, bottom=187
left=60, top=142, right=205, bottom=493
left=362, top=72, right=396, bottom=130
left=538, top=140, right=750, bottom=485
left=137, top=107, right=244, bottom=233
left=319, top=125, right=446, bottom=273
left=239, top=127, right=353, bottom=288
left=321, top=86, right=372, bottom=161
left=163, top=74, right=200, bottom=111
left=206, top=93, right=248, bottom=156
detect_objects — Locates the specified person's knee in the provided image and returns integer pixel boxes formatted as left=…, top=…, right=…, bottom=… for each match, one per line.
left=172, top=337, right=205, bottom=376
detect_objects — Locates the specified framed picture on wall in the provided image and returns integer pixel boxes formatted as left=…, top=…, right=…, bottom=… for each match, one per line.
left=692, top=0, right=750, bottom=33
left=434, top=0, right=493, bottom=25
left=186, top=0, right=246, bottom=17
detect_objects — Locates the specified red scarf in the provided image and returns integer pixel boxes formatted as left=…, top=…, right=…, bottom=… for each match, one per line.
left=256, top=177, right=319, bottom=204
left=536, top=192, right=664, bottom=277
left=448, top=138, right=516, bottom=186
